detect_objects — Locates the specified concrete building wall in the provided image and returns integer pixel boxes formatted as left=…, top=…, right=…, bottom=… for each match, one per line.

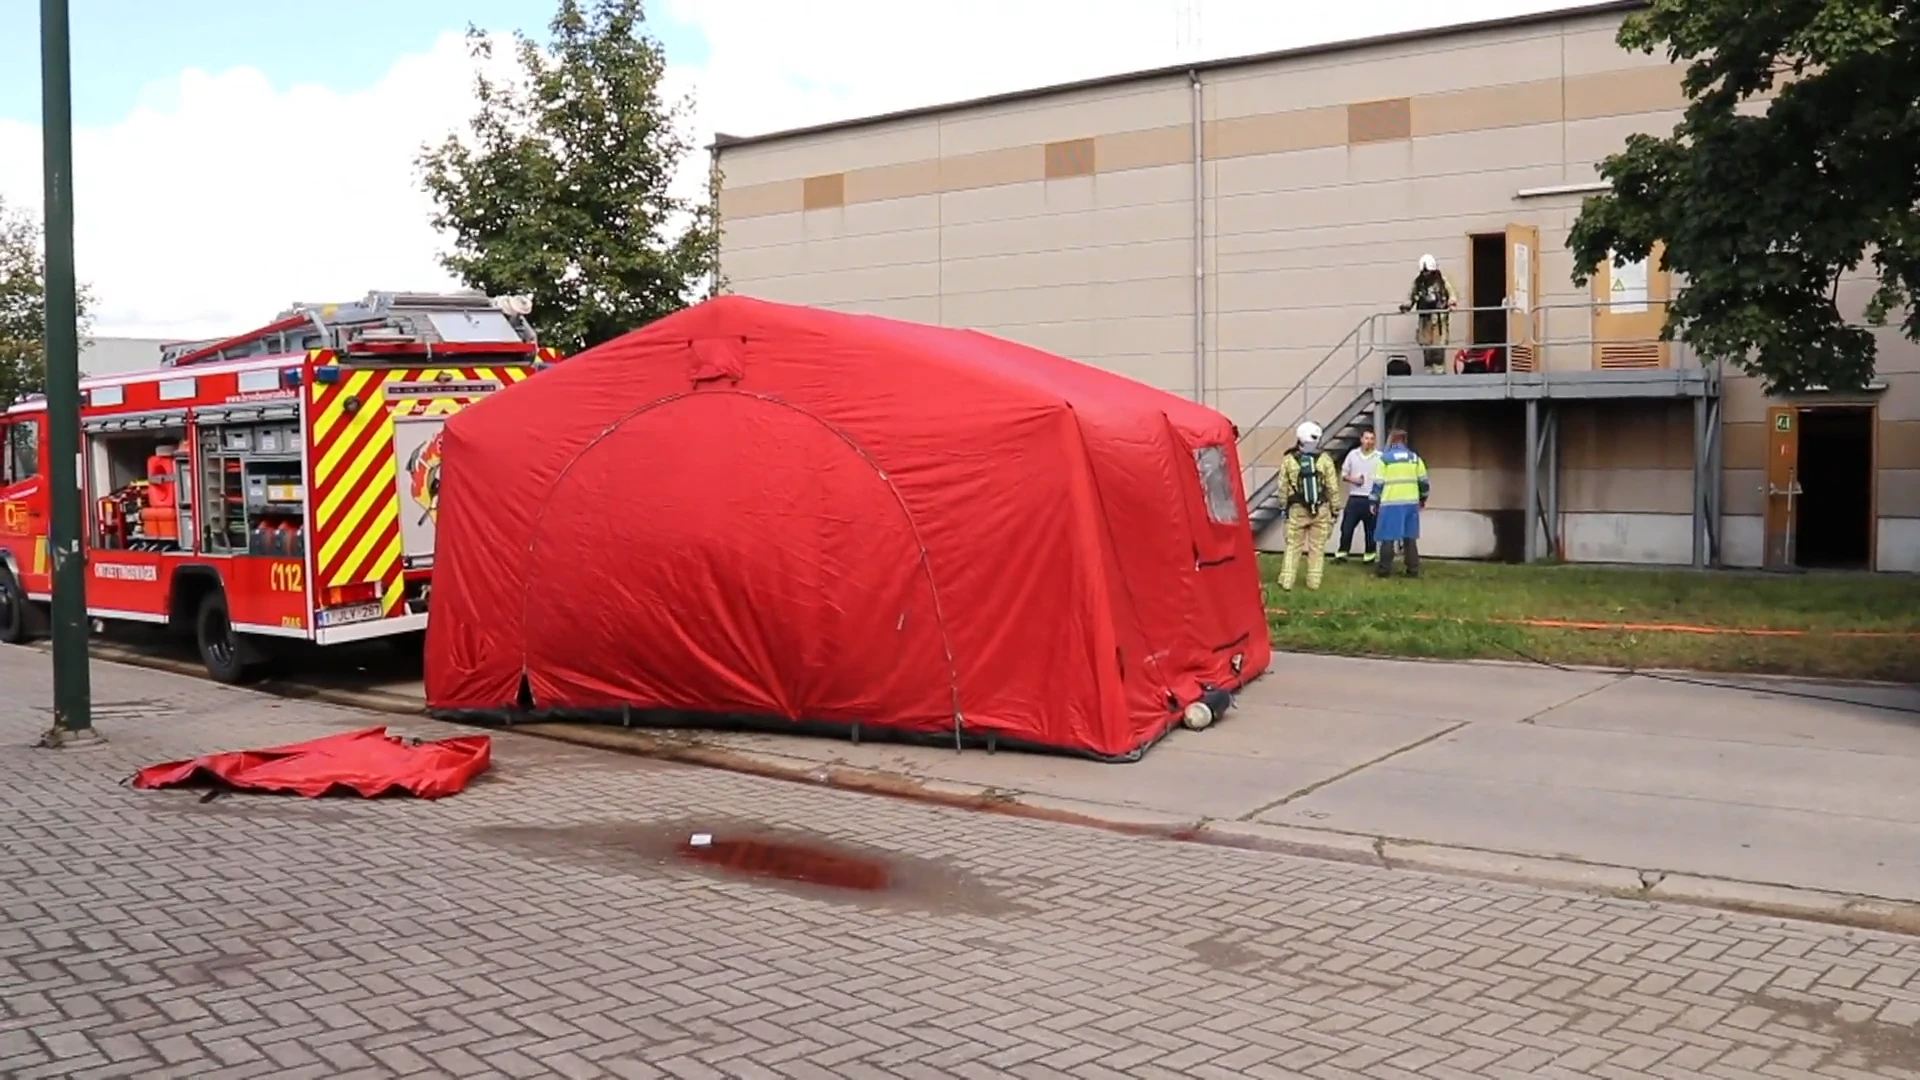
left=715, top=3, right=1920, bottom=571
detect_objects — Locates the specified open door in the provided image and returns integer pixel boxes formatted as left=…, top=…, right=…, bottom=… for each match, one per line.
left=1591, top=242, right=1672, bottom=369
left=1504, top=224, right=1541, bottom=371
left=1763, top=405, right=1800, bottom=569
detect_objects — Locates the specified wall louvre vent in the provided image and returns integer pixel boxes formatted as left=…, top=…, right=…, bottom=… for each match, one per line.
left=1597, top=343, right=1664, bottom=369
left=1044, top=138, right=1097, bottom=179
left=802, top=173, right=845, bottom=210
left=1347, top=98, right=1412, bottom=144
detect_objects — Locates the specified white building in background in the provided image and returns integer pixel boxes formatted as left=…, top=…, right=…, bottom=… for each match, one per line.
left=79, top=337, right=171, bottom=379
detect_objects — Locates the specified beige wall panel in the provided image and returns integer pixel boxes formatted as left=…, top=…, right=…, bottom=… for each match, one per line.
left=1719, top=375, right=1771, bottom=424
left=1091, top=162, right=1193, bottom=209
left=720, top=211, right=806, bottom=253
left=978, top=319, right=1099, bottom=361
left=936, top=81, right=1191, bottom=157
left=1211, top=145, right=1350, bottom=198
left=1216, top=388, right=1306, bottom=432
left=755, top=262, right=941, bottom=308
left=1565, top=66, right=1689, bottom=121
left=1215, top=306, right=1381, bottom=356
left=1088, top=353, right=1192, bottom=392
left=813, top=296, right=944, bottom=324
left=1563, top=109, right=1686, bottom=166
left=1561, top=19, right=1665, bottom=76
left=1347, top=140, right=1416, bottom=185
left=1088, top=314, right=1195, bottom=360
left=1206, top=29, right=1566, bottom=119
left=939, top=284, right=1095, bottom=328
left=938, top=179, right=1053, bottom=228
left=799, top=195, right=941, bottom=241
left=1413, top=79, right=1564, bottom=137
left=939, top=248, right=1094, bottom=295
left=1214, top=347, right=1340, bottom=394
left=720, top=122, right=939, bottom=187
left=1412, top=121, right=1565, bottom=178
left=1877, top=374, right=1920, bottom=422
left=1561, top=468, right=1692, bottom=514
left=1723, top=469, right=1766, bottom=516
left=718, top=180, right=803, bottom=220
left=1097, top=125, right=1191, bottom=174
left=763, top=229, right=940, bottom=279
left=1878, top=469, right=1920, bottom=518
left=941, top=210, right=1093, bottom=260
left=1036, top=176, right=1099, bottom=216
left=1214, top=262, right=1407, bottom=321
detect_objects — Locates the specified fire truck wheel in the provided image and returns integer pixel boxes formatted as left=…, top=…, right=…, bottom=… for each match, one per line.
left=0, top=566, right=43, bottom=645
left=195, top=591, right=262, bottom=685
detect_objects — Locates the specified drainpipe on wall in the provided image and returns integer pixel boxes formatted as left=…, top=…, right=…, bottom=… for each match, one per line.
left=1189, top=69, right=1206, bottom=407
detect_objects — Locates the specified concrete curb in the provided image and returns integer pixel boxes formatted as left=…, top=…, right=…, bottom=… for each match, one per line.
left=50, top=645, right=1920, bottom=938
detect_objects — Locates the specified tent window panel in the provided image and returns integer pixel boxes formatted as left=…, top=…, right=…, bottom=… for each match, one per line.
left=1194, top=446, right=1239, bottom=525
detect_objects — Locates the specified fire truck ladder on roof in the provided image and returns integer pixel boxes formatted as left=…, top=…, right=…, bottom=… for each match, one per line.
left=161, top=290, right=539, bottom=369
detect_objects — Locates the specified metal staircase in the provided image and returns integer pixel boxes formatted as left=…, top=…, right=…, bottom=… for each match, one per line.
left=1236, top=315, right=1394, bottom=539
left=1245, top=387, right=1380, bottom=533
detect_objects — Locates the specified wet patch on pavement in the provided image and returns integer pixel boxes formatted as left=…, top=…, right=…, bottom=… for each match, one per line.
left=1741, top=991, right=1920, bottom=1074
left=469, top=817, right=1026, bottom=917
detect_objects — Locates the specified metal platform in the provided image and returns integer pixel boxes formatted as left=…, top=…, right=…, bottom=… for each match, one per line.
left=1380, top=366, right=1718, bottom=403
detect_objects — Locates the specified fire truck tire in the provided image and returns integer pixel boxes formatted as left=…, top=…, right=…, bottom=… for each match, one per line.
left=0, top=566, right=45, bottom=645
left=195, top=591, right=264, bottom=684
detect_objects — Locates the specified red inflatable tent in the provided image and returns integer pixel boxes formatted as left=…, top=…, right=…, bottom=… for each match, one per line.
left=424, top=296, right=1270, bottom=761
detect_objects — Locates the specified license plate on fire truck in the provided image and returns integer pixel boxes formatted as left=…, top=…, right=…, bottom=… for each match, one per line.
left=317, top=602, right=385, bottom=627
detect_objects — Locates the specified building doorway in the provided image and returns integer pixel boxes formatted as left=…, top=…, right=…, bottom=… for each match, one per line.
left=1794, top=407, right=1875, bottom=569
left=1467, top=233, right=1507, bottom=361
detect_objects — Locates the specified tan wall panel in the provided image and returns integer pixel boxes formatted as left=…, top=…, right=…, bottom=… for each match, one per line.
left=1723, top=421, right=1768, bottom=471
left=1877, top=372, right=1920, bottom=422
left=938, top=147, right=1045, bottom=195
left=802, top=173, right=845, bottom=211
left=1879, top=469, right=1920, bottom=518
left=1205, top=108, right=1347, bottom=160
left=721, top=122, right=939, bottom=187
left=844, top=159, right=942, bottom=205
left=1097, top=125, right=1192, bottom=173
left=1087, top=314, right=1196, bottom=360
left=1215, top=307, right=1381, bottom=357
left=1091, top=353, right=1193, bottom=392
left=1881, top=420, right=1920, bottom=470
left=1560, top=468, right=1692, bottom=514
left=1565, top=66, right=1689, bottom=121
left=937, top=81, right=1191, bottom=157
left=1559, top=404, right=1694, bottom=469
left=752, top=262, right=941, bottom=308
left=719, top=180, right=803, bottom=221
left=1090, top=162, right=1194, bottom=209
left=1211, top=145, right=1349, bottom=198
left=1723, top=469, right=1766, bottom=516
left=812, top=296, right=944, bottom=324
left=724, top=228, right=941, bottom=283
left=1411, top=78, right=1563, bottom=137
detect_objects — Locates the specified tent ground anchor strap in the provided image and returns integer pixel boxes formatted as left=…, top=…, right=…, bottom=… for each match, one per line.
left=851, top=722, right=861, bottom=746
left=622, top=704, right=633, bottom=729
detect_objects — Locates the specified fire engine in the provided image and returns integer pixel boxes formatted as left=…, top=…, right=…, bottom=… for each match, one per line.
left=0, top=290, right=559, bottom=682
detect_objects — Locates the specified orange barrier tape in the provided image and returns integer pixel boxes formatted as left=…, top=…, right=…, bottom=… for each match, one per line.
left=1265, top=608, right=1920, bottom=639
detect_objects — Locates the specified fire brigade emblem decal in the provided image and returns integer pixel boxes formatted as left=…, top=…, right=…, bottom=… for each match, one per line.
left=406, top=430, right=445, bottom=525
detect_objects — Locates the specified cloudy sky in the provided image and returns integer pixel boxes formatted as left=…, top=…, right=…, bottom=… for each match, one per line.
left=0, top=0, right=1566, bottom=339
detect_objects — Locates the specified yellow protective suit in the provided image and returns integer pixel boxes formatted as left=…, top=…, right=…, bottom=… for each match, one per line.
left=1277, top=448, right=1345, bottom=591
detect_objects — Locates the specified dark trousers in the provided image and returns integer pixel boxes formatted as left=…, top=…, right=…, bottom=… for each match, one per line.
left=1376, top=537, right=1421, bottom=577
left=1337, top=499, right=1375, bottom=556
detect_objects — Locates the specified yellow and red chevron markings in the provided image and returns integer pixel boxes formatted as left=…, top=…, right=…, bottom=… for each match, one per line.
left=306, top=355, right=533, bottom=616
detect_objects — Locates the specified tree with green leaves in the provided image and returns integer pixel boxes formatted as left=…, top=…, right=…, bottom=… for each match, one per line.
left=1568, top=0, right=1919, bottom=393
left=418, top=0, right=719, bottom=355
left=0, top=195, right=91, bottom=407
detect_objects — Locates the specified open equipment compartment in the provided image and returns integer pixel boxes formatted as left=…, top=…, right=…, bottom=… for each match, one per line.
left=84, top=409, right=190, bottom=553
left=194, top=401, right=307, bottom=558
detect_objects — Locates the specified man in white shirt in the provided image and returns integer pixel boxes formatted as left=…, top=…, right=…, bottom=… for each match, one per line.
left=1334, top=430, right=1381, bottom=563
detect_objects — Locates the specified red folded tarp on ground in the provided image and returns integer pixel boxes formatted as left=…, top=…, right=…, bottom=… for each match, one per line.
left=425, top=295, right=1272, bottom=761
left=131, top=727, right=491, bottom=799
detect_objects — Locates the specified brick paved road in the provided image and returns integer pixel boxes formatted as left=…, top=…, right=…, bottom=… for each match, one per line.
left=4, top=650, right=1919, bottom=1080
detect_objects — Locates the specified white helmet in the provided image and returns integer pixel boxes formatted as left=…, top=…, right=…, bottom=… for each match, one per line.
left=1419, top=253, right=1438, bottom=272
left=1296, top=421, right=1323, bottom=451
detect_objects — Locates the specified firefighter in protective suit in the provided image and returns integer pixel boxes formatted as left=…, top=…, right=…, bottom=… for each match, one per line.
left=1278, top=421, right=1345, bottom=591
